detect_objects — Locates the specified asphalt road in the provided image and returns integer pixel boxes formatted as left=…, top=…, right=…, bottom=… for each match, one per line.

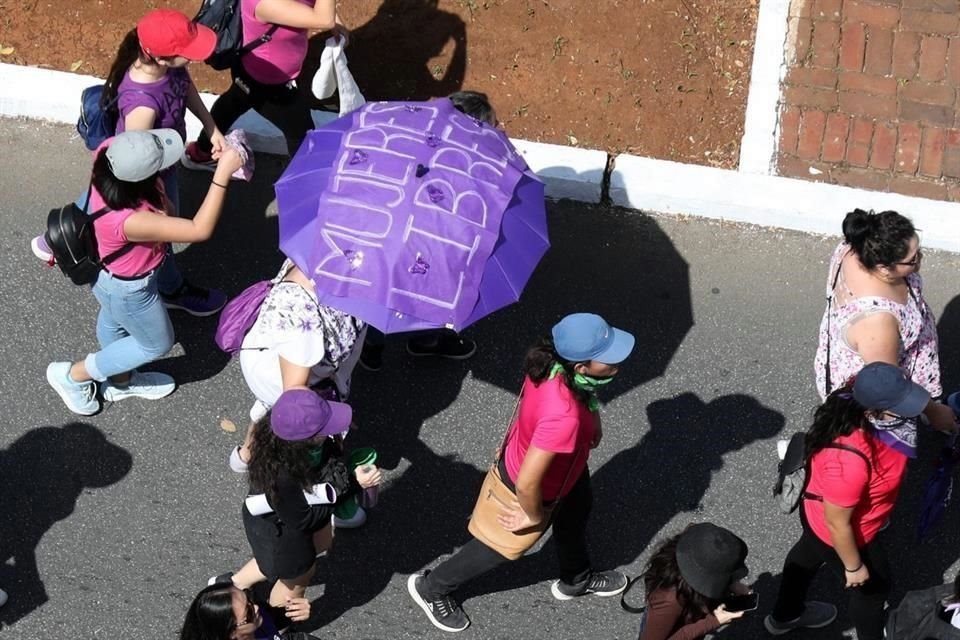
left=1, top=117, right=959, bottom=640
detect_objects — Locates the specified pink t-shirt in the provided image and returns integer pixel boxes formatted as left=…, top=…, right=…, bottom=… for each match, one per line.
left=503, top=376, right=596, bottom=501
left=88, top=139, right=166, bottom=278
left=803, top=429, right=907, bottom=547
left=241, top=0, right=314, bottom=85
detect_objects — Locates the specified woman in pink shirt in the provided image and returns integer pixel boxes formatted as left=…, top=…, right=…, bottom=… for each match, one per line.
left=46, top=130, right=243, bottom=416
left=184, top=0, right=340, bottom=167
left=765, top=363, right=955, bottom=639
left=408, top=313, right=635, bottom=633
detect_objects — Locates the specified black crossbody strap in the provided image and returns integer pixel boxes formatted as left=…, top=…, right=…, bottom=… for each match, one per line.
left=88, top=207, right=136, bottom=267
left=803, top=442, right=871, bottom=502
left=239, top=24, right=280, bottom=56
left=824, top=259, right=843, bottom=395
left=620, top=575, right=648, bottom=614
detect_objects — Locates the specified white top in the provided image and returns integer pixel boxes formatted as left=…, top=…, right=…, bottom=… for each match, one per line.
left=240, top=260, right=365, bottom=420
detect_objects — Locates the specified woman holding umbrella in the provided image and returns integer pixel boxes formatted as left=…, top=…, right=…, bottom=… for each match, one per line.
left=765, top=363, right=933, bottom=638
left=407, top=313, right=634, bottom=633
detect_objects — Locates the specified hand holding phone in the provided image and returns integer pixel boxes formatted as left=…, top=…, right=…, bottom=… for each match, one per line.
left=722, top=591, right=759, bottom=613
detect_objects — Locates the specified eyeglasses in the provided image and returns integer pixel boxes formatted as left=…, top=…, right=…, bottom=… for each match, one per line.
left=896, top=249, right=923, bottom=267
left=235, top=589, right=257, bottom=628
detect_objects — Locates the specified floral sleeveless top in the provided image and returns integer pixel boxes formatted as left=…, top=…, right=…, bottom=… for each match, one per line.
left=814, top=242, right=941, bottom=399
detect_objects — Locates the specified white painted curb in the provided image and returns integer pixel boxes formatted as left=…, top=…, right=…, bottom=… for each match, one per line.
left=2, top=61, right=958, bottom=253
left=0, top=63, right=606, bottom=203
left=611, top=154, right=960, bottom=253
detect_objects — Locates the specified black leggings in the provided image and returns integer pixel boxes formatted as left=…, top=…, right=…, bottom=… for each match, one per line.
left=771, top=512, right=891, bottom=640
left=421, top=465, right=593, bottom=600
left=197, top=64, right=315, bottom=156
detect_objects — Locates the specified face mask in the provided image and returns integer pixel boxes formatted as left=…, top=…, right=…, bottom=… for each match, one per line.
left=549, top=363, right=615, bottom=412
left=307, top=444, right=326, bottom=467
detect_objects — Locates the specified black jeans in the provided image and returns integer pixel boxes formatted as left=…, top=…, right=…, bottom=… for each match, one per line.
left=197, top=64, right=315, bottom=157
left=771, top=511, right=891, bottom=640
left=421, top=464, right=593, bottom=600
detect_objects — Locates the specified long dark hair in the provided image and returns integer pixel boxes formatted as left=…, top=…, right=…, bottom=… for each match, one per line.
left=91, top=147, right=165, bottom=212
left=449, top=90, right=496, bottom=125
left=643, top=534, right=720, bottom=623
left=523, top=337, right=592, bottom=407
left=805, top=385, right=872, bottom=457
left=179, top=584, right=237, bottom=640
left=247, top=415, right=325, bottom=505
left=102, top=29, right=148, bottom=107
left=842, top=208, right=916, bottom=270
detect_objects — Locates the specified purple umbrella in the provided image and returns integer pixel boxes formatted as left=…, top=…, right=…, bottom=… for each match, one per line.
left=276, top=99, right=548, bottom=334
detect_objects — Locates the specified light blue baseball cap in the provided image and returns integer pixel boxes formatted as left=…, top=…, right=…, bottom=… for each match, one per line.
left=551, top=313, right=635, bottom=364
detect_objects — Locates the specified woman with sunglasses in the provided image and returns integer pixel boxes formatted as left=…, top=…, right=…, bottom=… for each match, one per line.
left=766, top=363, right=937, bottom=638
left=814, top=209, right=953, bottom=433
left=180, top=583, right=317, bottom=640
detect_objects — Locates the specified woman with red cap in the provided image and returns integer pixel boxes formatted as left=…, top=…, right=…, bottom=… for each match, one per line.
left=32, top=9, right=230, bottom=317
left=183, top=0, right=342, bottom=167
left=211, top=388, right=381, bottom=615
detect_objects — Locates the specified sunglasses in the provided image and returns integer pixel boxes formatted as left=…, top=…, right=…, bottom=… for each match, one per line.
left=896, top=249, right=923, bottom=267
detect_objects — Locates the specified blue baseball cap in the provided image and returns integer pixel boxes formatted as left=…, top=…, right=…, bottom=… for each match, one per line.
left=551, top=313, right=635, bottom=364
left=853, top=362, right=929, bottom=418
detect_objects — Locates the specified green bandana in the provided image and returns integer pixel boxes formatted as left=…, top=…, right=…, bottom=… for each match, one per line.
left=549, top=362, right=612, bottom=412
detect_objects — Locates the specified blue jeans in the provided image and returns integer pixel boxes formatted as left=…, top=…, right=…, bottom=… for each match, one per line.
left=76, top=169, right=184, bottom=295
left=84, top=269, right=175, bottom=381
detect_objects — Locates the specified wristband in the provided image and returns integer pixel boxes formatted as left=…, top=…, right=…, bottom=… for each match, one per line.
left=844, top=563, right=863, bottom=573
left=212, top=180, right=228, bottom=189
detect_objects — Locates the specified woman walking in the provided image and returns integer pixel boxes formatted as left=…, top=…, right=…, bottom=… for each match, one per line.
left=46, top=130, right=243, bottom=415
left=32, top=9, right=230, bottom=315
left=184, top=0, right=341, bottom=166
left=216, top=388, right=381, bottom=614
left=638, top=523, right=752, bottom=639
left=815, top=208, right=953, bottom=432
left=407, top=312, right=635, bottom=633
left=765, top=362, right=944, bottom=638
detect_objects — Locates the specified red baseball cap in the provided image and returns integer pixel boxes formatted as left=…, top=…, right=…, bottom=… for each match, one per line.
left=137, top=9, right=217, bottom=61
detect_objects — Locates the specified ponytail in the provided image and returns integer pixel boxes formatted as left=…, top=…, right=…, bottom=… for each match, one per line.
left=522, top=337, right=591, bottom=407
left=102, top=29, right=144, bottom=108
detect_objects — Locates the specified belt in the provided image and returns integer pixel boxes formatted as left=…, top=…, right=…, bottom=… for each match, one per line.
left=105, top=269, right=154, bottom=282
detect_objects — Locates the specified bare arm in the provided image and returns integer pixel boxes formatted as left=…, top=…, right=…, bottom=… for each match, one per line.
left=847, top=312, right=900, bottom=365
left=823, top=501, right=870, bottom=586
left=123, top=106, right=157, bottom=132
left=279, top=356, right=311, bottom=389
left=255, top=0, right=336, bottom=30
left=185, top=81, right=216, bottom=135
left=122, top=148, right=242, bottom=243
left=505, top=445, right=555, bottom=527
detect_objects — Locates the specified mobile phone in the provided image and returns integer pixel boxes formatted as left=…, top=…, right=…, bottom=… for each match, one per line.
left=723, top=592, right=759, bottom=613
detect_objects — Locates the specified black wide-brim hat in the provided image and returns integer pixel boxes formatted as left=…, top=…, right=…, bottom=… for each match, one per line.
left=676, top=523, right=749, bottom=600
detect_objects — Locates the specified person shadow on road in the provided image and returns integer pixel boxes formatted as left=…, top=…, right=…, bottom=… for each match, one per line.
left=0, top=423, right=132, bottom=627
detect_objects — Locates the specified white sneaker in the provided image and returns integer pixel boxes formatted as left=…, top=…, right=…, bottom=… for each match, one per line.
left=333, top=505, right=367, bottom=529
left=102, top=371, right=176, bottom=402
left=46, top=362, right=99, bottom=416
left=31, top=234, right=54, bottom=263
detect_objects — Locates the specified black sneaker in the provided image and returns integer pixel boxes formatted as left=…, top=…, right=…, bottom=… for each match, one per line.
left=550, top=570, right=628, bottom=601
left=407, top=572, right=470, bottom=633
left=406, top=332, right=477, bottom=360
left=161, top=280, right=227, bottom=317
left=359, top=342, right=384, bottom=372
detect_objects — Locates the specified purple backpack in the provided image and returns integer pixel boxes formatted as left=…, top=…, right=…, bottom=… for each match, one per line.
left=215, top=280, right=272, bottom=354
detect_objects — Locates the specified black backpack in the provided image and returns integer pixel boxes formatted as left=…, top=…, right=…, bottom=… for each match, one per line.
left=773, top=432, right=871, bottom=514
left=44, top=186, right=134, bottom=286
left=194, top=0, right=279, bottom=70
left=886, top=584, right=960, bottom=640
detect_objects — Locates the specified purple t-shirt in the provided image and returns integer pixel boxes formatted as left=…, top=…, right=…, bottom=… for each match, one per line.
left=116, top=67, right=191, bottom=140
